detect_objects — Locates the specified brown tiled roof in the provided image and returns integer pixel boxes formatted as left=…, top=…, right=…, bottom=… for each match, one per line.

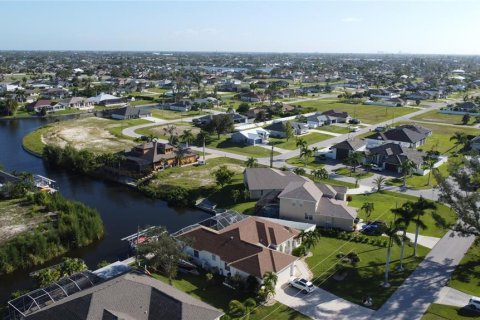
left=179, top=217, right=299, bottom=278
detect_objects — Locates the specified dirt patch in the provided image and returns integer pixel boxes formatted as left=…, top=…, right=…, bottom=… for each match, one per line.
left=41, top=117, right=135, bottom=153
left=0, top=199, right=46, bottom=243
left=144, top=122, right=200, bottom=138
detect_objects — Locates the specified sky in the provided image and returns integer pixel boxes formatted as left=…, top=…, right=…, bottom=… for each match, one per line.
left=1, top=0, right=480, bottom=54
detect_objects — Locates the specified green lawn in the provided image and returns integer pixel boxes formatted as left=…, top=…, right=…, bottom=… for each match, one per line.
left=318, top=125, right=351, bottom=134
left=151, top=271, right=309, bottom=320
left=150, top=109, right=207, bottom=120
left=306, top=236, right=429, bottom=310
left=411, top=110, right=476, bottom=126
left=334, top=167, right=374, bottom=180
left=385, top=163, right=449, bottom=190
left=128, top=99, right=155, bottom=106
left=422, top=303, right=480, bottom=320
left=449, top=240, right=480, bottom=296
left=396, top=121, right=480, bottom=155
left=349, top=191, right=456, bottom=238
left=269, top=132, right=333, bottom=150
left=207, top=135, right=279, bottom=158
left=106, top=118, right=151, bottom=138
left=285, top=155, right=325, bottom=169
left=136, top=122, right=200, bottom=140
left=22, top=125, right=53, bottom=155
left=297, top=100, right=417, bottom=124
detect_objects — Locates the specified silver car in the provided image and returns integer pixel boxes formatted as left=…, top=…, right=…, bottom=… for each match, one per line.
left=289, top=277, right=315, bottom=293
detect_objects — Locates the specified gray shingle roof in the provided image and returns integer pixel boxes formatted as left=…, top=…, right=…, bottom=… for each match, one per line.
left=365, top=124, right=431, bottom=144
left=278, top=181, right=323, bottom=202
left=25, top=271, right=223, bottom=320
left=333, top=138, right=366, bottom=151
left=244, top=168, right=309, bottom=191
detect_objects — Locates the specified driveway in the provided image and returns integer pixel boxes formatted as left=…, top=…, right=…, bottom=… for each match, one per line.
left=436, top=287, right=472, bottom=308
left=275, top=284, right=374, bottom=320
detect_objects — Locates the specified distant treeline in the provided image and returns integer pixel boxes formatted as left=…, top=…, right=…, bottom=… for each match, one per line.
left=0, top=192, right=104, bottom=274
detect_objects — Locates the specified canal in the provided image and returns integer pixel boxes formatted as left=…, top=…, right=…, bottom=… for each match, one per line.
left=0, top=117, right=210, bottom=304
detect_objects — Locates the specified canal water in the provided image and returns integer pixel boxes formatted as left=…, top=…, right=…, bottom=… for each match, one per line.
left=0, top=117, right=210, bottom=304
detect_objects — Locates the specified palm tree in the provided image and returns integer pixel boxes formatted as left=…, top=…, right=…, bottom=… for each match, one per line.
left=373, top=176, right=387, bottom=192
left=262, top=271, right=278, bottom=299
left=296, top=138, right=307, bottom=157
left=392, top=202, right=415, bottom=271
left=382, top=223, right=402, bottom=288
left=421, top=151, right=439, bottom=186
left=361, top=202, right=375, bottom=222
left=450, top=132, right=468, bottom=155
left=300, top=230, right=321, bottom=252
left=245, top=157, right=258, bottom=168
left=400, top=159, right=416, bottom=188
left=300, top=147, right=313, bottom=167
left=346, top=151, right=364, bottom=173
left=180, top=129, right=194, bottom=148
left=312, top=168, right=329, bottom=181
left=228, top=298, right=256, bottom=320
left=411, top=197, right=436, bottom=256
left=174, top=147, right=187, bottom=167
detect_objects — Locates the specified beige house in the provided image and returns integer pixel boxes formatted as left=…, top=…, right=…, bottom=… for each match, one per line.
left=244, top=168, right=357, bottom=231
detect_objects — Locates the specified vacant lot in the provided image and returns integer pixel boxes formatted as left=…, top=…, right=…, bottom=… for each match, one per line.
left=307, top=236, right=429, bottom=310
left=411, top=110, right=476, bottom=125
left=349, top=191, right=456, bottom=237
left=0, top=198, right=44, bottom=243
left=149, top=108, right=207, bottom=120
left=297, top=100, right=418, bottom=124
left=269, top=132, right=333, bottom=150
left=207, top=135, right=279, bottom=158
left=136, top=122, right=200, bottom=140
left=23, top=117, right=149, bottom=154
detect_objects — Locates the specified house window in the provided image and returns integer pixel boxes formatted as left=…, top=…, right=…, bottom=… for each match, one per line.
left=212, top=254, right=216, bottom=261
left=304, top=213, right=308, bottom=220
left=193, top=250, right=199, bottom=258
left=309, top=215, right=313, bottom=220
left=292, top=202, right=296, bottom=207
left=224, top=262, right=230, bottom=271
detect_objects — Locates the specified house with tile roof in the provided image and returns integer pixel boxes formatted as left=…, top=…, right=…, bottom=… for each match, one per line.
left=244, top=168, right=356, bottom=231
left=19, top=270, right=223, bottom=320
left=175, top=215, right=301, bottom=284
left=364, top=124, right=432, bottom=148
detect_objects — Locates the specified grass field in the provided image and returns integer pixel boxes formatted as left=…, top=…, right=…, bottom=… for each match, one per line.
left=150, top=108, right=207, bottom=120
left=349, top=191, right=456, bottom=237
left=151, top=272, right=309, bottom=320
left=449, top=240, right=480, bottom=296
left=285, top=155, right=325, bottom=169
left=411, top=110, right=477, bottom=126
left=318, top=125, right=351, bottom=134
left=297, top=100, right=418, bottom=124
left=334, top=167, right=374, bottom=180
left=385, top=163, right=449, bottom=190
left=207, top=135, right=279, bottom=158
left=306, top=236, right=429, bottom=310
left=269, top=132, right=333, bottom=150
left=422, top=303, right=480, bottom=320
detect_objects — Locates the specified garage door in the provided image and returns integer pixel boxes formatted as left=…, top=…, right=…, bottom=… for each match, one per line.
left=276, top=263, right=295, bottom=287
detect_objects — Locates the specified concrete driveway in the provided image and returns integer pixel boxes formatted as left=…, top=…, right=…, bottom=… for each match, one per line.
left=275, top=284, right=374, bottom=320
left=436, top=287, right=473, bottom=308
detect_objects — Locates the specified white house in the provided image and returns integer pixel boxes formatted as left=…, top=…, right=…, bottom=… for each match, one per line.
left=231, top=128, right=269, bottom=145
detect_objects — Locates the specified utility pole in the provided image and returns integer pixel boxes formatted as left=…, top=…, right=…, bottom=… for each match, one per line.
left=203, top=136, right=206, bottom=164
left=270, top=144, right=274, bottom=168
left=136, top=225, right=140, bottom=266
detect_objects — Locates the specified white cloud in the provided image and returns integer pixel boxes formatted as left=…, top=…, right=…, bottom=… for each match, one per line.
left=341, top=17, right=361, bottom=23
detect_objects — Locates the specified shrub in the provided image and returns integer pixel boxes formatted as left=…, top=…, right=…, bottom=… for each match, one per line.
left=292, top=245, right=307, bottom=257
left=346, top=195, right=353, bottom=202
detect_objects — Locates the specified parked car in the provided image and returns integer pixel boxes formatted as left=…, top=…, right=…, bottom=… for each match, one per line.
left=349, top=119, right=361, bottom=124
left=350, top=126, right=360, bottom=132
left=362, top=220, right=387, bottom=235
left=468, top=296, right=480, bottom=310
left=374, top=126, right=386, bottom=132
left=289, top=277, right=315, bottom=293
left=371, top=164, right=384, bottom=171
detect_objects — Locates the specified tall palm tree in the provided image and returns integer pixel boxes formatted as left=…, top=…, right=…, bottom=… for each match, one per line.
left=179, top=129, right=194, bottom=148
left=296, top=138, right=307, bottom=157
left=392, top=202, right=415, bottom=271
left=174, top=147, right=187, bottom=167
left=300, top=230, right=321, bottom=252
left=346, top=151, right=364, bottom=173
left=411, top=197, right=436, bottom=256
left=373, top=176, right=387, bottom=193
left=262, top=271, right=278, bottom=299
left=300, top=147, right=313, bottom=167
left=450, top=132, right=468, bottom=154
left=383, top=223, right=402, bottom=288
left=245, top=157, right=258, bottom=168
left=400, top=159, right=416, bottom=188
left=421, top=150, right=439, bottom=186
left=361, top=202, right=375, bottom=221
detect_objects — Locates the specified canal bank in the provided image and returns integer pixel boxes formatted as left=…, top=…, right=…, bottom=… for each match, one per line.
left=0, top=118, right=210, bottom=304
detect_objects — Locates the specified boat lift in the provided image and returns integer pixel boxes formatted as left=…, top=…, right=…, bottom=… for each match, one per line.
left=121, top=226, right=157, bottom=250
left=33, top=175, right=58, bottom=193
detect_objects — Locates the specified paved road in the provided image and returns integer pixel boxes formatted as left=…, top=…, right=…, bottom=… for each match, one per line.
left=372, top=231, right=475, bottom=320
